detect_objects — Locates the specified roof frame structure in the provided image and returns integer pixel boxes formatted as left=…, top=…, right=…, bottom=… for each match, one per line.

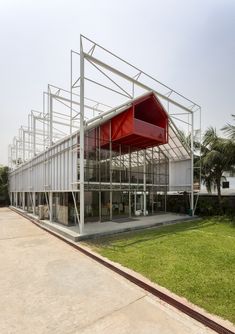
left=9, top=35, right=201, bottom=233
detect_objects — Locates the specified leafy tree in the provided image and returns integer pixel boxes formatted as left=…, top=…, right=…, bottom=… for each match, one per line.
left=197, top=127, right=235, bottom=210
left=0, top=165, right=9, bottom=206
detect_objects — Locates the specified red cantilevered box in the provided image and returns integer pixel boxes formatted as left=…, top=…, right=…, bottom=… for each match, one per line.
left=100, top=92, right=168, bottom=151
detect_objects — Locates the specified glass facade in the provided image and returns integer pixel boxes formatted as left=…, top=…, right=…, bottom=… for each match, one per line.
left=11, top=121, right=169, bottom=226
left=78, top=124, right=169, bottom=222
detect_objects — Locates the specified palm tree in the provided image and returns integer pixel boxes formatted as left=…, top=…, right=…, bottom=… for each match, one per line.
left=198, top=127, right=235, bottom=210
left=222, top=115, right=235, bottom=140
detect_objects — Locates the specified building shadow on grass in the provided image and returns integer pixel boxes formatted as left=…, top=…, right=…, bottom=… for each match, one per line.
left=91, top=219, right=219, bottom=249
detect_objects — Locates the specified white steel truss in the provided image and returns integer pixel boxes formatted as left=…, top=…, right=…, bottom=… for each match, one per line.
left=9, top=35, right=201, bottom=234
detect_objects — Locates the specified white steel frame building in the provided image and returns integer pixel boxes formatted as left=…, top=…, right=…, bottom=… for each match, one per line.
left=8, top=35, right=201, bottom=235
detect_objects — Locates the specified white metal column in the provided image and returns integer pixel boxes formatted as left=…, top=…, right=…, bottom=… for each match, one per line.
left=23, top=130, right=26, bottom=162
left=109, top=122, right=112, bottom=221
left=79, top=36, right=85, bottom=234
left=143, top=150, right=147, bottom=216
left=32, top=192, right=36, bottom=215
left=22, top=192, right=25, bottom=211
left=129, top=147, right=131, bottom=218
left=72, top=191, right=80, bottom=227
left=134, top=190, right=137, bottom=214
left=190, top=112, right=194, bottom=216
left=33, top=116, right=36, bottom=156
left=129, top=191, right=131, bottom=218
left=49, top=95, right=53, bottom=146
left=49, top=192, right=53, bottom=223
left=99, top=191, right=101, bottom=222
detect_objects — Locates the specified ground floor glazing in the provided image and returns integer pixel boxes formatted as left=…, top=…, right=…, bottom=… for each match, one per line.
left=10, top=189, right=167, bottom=226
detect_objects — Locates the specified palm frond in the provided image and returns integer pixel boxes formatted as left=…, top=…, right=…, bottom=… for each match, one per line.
left=203, top=127, right=218, bottom=147
left=222, top=123, right=235, bottom=140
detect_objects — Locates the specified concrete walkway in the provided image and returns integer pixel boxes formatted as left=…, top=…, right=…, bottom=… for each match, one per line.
left=0, top=208, right=214, bottom=334
left=13, top=207, right=196, bottom=242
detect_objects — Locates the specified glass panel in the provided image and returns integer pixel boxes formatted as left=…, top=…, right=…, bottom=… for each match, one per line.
left=112, top=191, right=129, bottom=219
left=84, top=191, right=99, bottom=222
left=101, top=191, right=110, bottom=221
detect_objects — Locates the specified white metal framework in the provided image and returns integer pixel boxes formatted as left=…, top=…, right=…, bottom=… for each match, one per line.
left=9, top=35, right=201, bottom=235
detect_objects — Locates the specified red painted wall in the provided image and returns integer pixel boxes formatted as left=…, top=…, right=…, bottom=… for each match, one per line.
left=99, top=93, right=168, bottom=151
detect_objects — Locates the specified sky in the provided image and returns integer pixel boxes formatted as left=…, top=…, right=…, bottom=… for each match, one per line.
left=0, top=0, right=235, bottom=165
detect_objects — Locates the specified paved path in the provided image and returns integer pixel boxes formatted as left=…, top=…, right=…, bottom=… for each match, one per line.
left=0, top=208, right=214, bottom=334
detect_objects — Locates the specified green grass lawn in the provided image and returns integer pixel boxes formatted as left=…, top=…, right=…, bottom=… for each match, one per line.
left=86, top=217, right=235, bottom=324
